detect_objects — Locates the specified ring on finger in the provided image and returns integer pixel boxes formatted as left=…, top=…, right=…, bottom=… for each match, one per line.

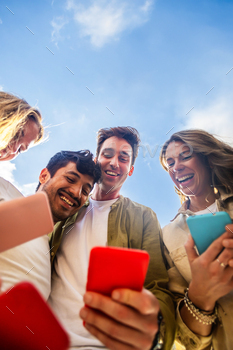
left=217, top=258, right=227, bottom=268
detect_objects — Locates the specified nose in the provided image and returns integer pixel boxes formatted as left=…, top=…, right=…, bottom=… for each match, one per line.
left=70, top=184, right=82, bottom=200
left=172, top=159, right=184, bottom=173
left=8, top=141, right=20, bottom=154
left=109, top=155, right=119, bottom=168
left=18, top=143, right=28, bottom=153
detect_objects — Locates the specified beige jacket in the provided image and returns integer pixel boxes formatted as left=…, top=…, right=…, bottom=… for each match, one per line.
left=162, top=192, right=233, bottom=350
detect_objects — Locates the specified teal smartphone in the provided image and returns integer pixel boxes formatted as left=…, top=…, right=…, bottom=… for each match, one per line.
left=186, top=212, right=232, bottom=255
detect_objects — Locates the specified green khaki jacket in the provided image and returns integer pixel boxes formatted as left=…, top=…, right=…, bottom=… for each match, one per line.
left=49, top=195, right=176, bottom=350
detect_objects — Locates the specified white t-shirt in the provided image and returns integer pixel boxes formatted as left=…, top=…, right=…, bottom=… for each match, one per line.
left=195, top=202, right=218, bottom=215
left=49, top=197, right=118, bottom=350
left=0, top=177, right=51, bottom=300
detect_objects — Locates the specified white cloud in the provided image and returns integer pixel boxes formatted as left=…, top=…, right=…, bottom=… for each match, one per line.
left=0, top=162, right=36, bottom=196
left=51, top=16, right=68, bottom=46
left=66, top=0, right=153, bottom=47
left=0, top=85, right=3, bottom=91
left=0, top=162, right=16, bottom=184
left=182, top=98, right=233, bottom=146
left=20, top=182, right=38, bottom=196
left=0, top=19, right=2, bottom=24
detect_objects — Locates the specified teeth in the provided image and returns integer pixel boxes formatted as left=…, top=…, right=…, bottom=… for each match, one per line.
left=177, top=175, right=193, bottom=183
left=106, top=171, right=118, bottom=176
left=60, top=196, right=74, bottom=206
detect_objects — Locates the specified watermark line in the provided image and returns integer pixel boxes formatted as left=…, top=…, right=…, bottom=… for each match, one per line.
left=65, top=225, right=74, bottom=235
left=6, top=286, right=14, bottom=294
left=46, top=347, right=51, bottom=350
left=66, top=66, right=74, bottom=75
left=46, top=46, right=54, bottom=55
left=106, top=106, right=114, bottom=115
left=85, top=206, right=93, bottom=216
left=206, top=86, right=214, bottom=95
left=6, top=306, right=14, bottom=314
left=86, top=86, right=94, bottom=95
left=45, top=246, right=54, bottom=255
left=166, top=126, right=174, bottom=135
left=26, top=266, right=35, bottom=275
left=6, top=6, right=14, bottom=15
left=26, top=26, right=34, bottom=35
left=226, top=67, right=233, bottom=75
left=186, top=107, right=194, bottom=115
left=106, top=186, right=115, bottom=195
left=26, top=326, right=34, bottom=334
left=206, top=206, right=215, bottom=215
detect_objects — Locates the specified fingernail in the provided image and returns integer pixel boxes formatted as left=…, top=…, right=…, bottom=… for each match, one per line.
left=80, top=308, right=88, bottom=320
left=84, top=293, right=92, bottom=304
left=112, top=291, right=120, bottom=300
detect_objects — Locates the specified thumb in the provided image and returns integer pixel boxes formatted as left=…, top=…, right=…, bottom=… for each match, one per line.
left=184, top=234, right=198, bottom=263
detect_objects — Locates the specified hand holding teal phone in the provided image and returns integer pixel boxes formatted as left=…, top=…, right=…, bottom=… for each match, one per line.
left=186, top=212, right=232, bottom=255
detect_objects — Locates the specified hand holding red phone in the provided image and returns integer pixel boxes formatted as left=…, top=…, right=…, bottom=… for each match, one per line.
left=80, top=247, right=160, bottom=350
left=80, top=287, right=160, bottom=350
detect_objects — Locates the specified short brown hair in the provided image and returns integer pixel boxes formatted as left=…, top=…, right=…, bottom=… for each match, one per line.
left=96, top=126, right=141, bottom=166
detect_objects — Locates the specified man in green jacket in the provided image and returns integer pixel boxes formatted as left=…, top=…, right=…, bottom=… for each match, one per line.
left=46, top=126, right=176, bottom=350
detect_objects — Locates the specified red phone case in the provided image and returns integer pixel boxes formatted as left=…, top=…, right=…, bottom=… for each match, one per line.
left=86, top=246, right=150, bottom=296
left=0, top=282, right=69, bottom=350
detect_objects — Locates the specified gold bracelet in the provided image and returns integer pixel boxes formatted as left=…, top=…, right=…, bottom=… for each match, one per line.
left=184, top=288, right=218, bottom=325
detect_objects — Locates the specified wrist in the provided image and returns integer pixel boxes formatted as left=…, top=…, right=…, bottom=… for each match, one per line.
left=183, top=288, right=218, bottom=325
left=188, top=284, right=215, bottom=312
left=150, top=313, right=163, bottom=350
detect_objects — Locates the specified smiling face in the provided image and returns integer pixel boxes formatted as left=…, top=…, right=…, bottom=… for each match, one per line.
left=95, top=136, right=134, bottom=199
left=0, top=119, right=40, bottom=161
left=165, top=141, right=212, bottom=200
left=39, top=162, right=94, bottom=223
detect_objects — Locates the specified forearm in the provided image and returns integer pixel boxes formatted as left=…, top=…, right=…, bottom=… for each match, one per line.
left=179, top=288, right=217, bottom=337
left=180, top=301, right=212, bottom=336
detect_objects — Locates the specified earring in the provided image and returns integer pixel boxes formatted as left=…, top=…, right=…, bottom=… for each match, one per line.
left=214, top=187, right=218, bottom=195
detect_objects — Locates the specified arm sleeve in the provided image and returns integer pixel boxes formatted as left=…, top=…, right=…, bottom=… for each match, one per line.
left=162, top=238, right=213, bottom=350
left=142, top=209, right=176, bottom=350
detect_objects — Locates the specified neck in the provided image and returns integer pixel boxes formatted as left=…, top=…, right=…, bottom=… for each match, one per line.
left=91, top=183, right=121, bottom=201
left=189, top=191, right=216, bottom=212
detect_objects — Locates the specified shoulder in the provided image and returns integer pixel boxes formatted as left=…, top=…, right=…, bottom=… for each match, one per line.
left=118, top=195, right=157, bottom=214
left=115, top=196, right=159, bottom=226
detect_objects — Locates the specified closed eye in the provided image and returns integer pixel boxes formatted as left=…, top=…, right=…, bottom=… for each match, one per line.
left=182, top=156, right=192, bottom=161
left=66, top=177, right=75, bottom=183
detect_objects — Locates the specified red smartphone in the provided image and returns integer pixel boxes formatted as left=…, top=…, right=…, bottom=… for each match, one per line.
left=0, top=282, right=69, bottom=350
left=86, top=246, right=150, bottom=296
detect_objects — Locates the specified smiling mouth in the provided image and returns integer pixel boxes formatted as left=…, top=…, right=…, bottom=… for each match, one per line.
left=105, top=171, right=119, bottom=177
left=58, top=192, right=77, bottom=207
left=176, top=174, right=194, bottom=183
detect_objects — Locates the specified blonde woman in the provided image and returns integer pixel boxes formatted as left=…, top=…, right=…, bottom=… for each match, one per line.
left=0, top=92, right=51, bottom=300
left=0, top=91, right=43, bottom=161
left=160, top=129, right=233, bottom=350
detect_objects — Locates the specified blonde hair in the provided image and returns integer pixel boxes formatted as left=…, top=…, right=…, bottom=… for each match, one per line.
left=0, top=91, right=44, bottom=151
left=160, top=129, right=233, bottom=202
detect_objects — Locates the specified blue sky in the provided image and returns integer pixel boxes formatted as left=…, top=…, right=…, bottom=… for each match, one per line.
left=0, top=0, right=233, bottom=227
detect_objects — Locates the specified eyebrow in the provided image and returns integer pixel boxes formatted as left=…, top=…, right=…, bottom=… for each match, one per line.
left=120, top=151, right=131, bottom=157
left=180, top=150, right=191, bottom=156
left=66, top=171, right=81, bottom=178
left=102, top=147, right=114, bottom=153
left=166, top=149, right=191, bottom=161
left=66, top=171, right=93, bottom=190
